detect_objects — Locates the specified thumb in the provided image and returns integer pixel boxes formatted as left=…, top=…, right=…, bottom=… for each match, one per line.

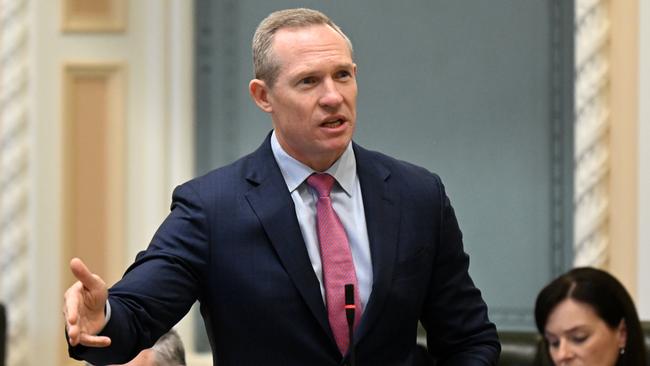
left=70, top=257, right=104, bottom=291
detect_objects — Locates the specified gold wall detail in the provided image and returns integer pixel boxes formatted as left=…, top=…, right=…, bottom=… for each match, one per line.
left=606, top=0, right=639, bottom=297
left=62, top=63, right=126, bottom=291
left=62, top=0, right=126, bottom=32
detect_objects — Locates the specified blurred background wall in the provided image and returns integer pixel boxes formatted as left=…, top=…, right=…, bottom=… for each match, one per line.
left=0, top=0, right=647, bottom=365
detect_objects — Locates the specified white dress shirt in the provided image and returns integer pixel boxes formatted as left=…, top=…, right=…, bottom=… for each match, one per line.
left=270, top=131, right=373, bottom=309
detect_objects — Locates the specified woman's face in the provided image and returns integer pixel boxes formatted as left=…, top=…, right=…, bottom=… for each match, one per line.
left=544, top=298, right=627, bottom=366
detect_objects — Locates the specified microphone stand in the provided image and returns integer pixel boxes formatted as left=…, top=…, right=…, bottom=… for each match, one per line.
left=345, top=284, right=356, bottom=366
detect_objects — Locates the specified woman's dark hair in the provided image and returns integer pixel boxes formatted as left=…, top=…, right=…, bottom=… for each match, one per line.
left=534, top=267, right=646, bottom=366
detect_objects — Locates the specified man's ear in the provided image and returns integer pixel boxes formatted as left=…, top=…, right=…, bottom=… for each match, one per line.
left=249, top=79, right=273, bottom=113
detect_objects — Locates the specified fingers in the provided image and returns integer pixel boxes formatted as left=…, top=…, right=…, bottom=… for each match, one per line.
left=68, top=331, right=111, bottom=347
left=79, top=333, right=111, bottom=348
left=64, top=282, right=82, bottom=325
left=67, top=325, right=80, bottom=346
left=64, top=281, right=84, bottom=345
left=70, top=257, right=103, bottom=291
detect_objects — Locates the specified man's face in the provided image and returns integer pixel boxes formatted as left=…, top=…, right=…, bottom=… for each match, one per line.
left=251, top=24, right=357, bottom=171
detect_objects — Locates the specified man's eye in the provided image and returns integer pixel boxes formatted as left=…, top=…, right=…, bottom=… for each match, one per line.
left=300, top=77, right=317, bottom=85
left=336, top=70, right=351, bottom=79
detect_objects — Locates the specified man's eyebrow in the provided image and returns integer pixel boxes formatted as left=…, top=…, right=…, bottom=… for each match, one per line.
left=290, top=63, right=354, bottom=80
left=334, top=62, right=355, bottom=69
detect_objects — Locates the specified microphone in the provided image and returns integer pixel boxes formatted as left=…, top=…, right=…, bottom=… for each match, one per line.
left=344, top=284, right=356, bottom=366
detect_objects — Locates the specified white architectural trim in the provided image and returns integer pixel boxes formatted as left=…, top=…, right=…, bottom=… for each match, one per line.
left=28, top=0, right=199, bottom=364
left=157, top=1, right=210, bottom=364
left=573, top=0, right=611, bottom=268
left=126, top=0, right=203, bottom=362
left=0, top=1, right=30, bottom=364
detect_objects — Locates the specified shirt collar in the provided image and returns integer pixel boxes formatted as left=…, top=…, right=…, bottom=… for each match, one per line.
left=270, top=130, right=356, bottom=196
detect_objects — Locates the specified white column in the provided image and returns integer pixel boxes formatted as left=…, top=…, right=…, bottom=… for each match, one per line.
left=0, top=0, right=30, bottom=364
left=164, top=1, right=204, bottom=362
left=573, top=0, right=611, bottom=267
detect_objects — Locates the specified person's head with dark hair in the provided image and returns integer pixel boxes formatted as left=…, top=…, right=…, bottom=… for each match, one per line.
left=535, top=267, right=647, bottom=366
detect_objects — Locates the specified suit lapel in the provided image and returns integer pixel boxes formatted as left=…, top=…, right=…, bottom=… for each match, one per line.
left=353, top=144, right=401, bottom=342
left=243, top=137, right=333, bottom=341
left=242, top=137, right=401, bottom=349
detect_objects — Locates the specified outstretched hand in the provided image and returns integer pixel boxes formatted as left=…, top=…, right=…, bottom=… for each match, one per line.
left=63, top=257, right=111, bottom=347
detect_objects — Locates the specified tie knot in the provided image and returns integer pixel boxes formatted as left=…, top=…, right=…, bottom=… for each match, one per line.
left=307, top=173, right=335, bottom=197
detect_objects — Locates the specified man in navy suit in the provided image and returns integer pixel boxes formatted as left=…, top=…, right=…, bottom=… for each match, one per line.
left=64, top=8, right=499, bottom=365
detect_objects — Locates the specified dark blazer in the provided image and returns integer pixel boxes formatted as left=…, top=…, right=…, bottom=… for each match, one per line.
left=71, top=134, right=500, bottom=365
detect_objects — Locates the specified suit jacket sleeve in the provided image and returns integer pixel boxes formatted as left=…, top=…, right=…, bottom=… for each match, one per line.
left=68, top=182, right=209, bottom=365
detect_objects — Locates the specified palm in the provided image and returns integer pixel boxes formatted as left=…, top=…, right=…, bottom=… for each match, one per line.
left=78, top=280, right=107, bottom=332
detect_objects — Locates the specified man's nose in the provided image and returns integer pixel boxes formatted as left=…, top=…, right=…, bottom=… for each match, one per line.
left=318, top=78, right=343, bottom=108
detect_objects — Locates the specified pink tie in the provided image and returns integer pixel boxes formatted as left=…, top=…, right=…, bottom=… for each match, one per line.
left=307, top=173, right=362, bottom=355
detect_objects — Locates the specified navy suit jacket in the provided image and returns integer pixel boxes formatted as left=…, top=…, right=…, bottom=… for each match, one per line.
left=71, top=134, right=499, bottom=365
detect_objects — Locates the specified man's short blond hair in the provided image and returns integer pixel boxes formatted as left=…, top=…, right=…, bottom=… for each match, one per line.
left=252, top=8, right=354, bottom=87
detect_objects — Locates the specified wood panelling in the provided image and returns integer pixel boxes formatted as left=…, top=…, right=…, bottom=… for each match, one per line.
left=62, top=0, right=126, bottom=32
left=62, top=63, right=125, bottom=292
left=608, top=0, right=639, bottom=299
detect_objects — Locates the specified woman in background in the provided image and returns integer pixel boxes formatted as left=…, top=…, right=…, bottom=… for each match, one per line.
left=535, top=267, right=647, bottom=366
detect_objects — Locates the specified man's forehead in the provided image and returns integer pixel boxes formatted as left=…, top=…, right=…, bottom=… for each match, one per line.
left=272, top=26, right=350, bottom=59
